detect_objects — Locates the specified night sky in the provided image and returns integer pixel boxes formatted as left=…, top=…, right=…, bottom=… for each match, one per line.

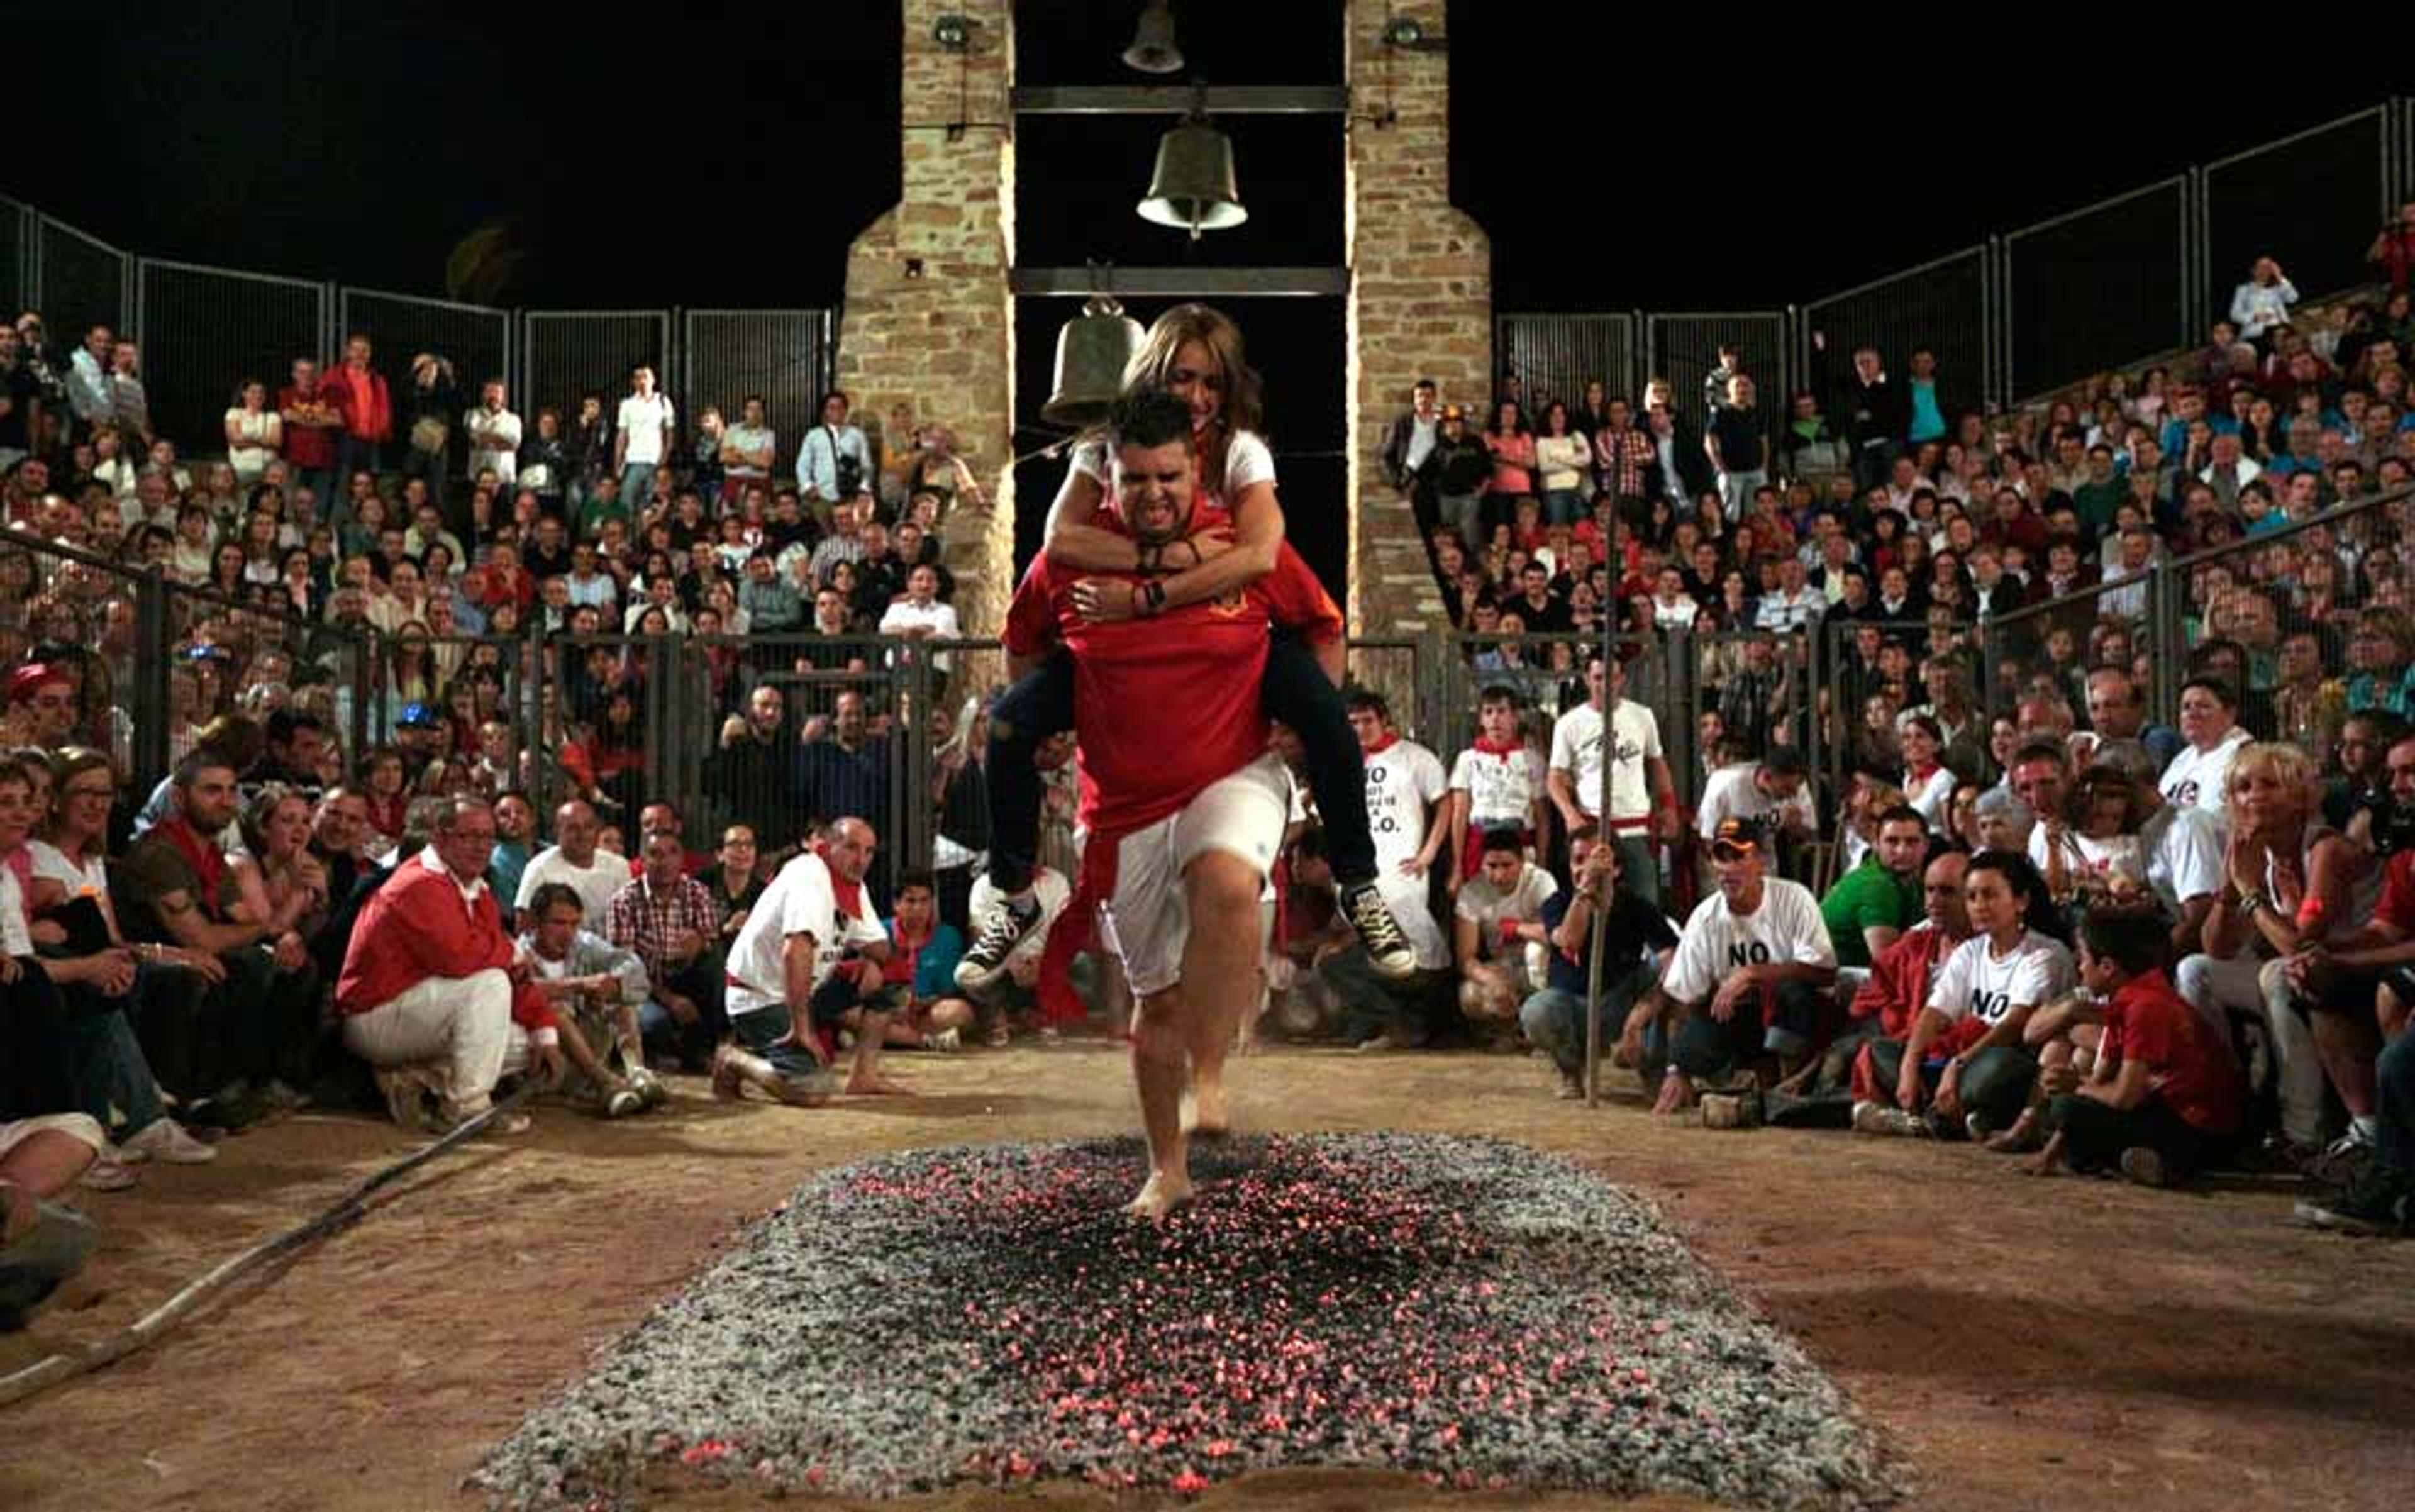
left=20, top=4, right=2409, bottom=313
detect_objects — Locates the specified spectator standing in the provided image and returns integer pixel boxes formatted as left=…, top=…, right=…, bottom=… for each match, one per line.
left=322, top=333, right=393, bottom=491
left=1704, top=375, right=1768, bottom=521
left=721, top=395, right=777, bottom=508
left=2229, top=257, right=2299, bottom=345
left=463, top=378, right=523, bottom=494
left=796, top=389, right=871, bottom=530
left=613, top=365, right=676, bottom=508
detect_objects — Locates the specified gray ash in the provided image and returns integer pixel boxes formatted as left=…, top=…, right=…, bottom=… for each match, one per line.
left=475, top=1133, right=1896, bottom=1509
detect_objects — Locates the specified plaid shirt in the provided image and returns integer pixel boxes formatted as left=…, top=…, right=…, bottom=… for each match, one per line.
left=605, top=871, right=722, bottom=979
left=1594, top=427, right=1653, bottom=501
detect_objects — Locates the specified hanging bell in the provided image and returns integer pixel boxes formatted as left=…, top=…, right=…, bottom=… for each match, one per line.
left=1121, top=0, right=1184, bottom=74
left=1043, top=295, right=1145, bottom=430
left=1136, top=114, right=1246, bottom=240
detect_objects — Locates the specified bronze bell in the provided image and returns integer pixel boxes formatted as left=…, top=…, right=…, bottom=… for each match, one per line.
left=1121, top=0, right=1183, bottom=74
left=1043, top=295, right=1145, bottom=429
left=1136, top=116, right=1246, bottom=240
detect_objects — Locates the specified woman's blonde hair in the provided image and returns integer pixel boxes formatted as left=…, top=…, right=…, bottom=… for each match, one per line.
left=2225, top=740, right=2319, bottom=821
left=1122, top=304, right=1263, bottom=497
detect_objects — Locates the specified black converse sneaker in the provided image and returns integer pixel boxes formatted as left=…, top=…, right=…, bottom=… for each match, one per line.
left=1338, top=881, right=1418, bottom=980
left=956, top=894, right=1045, bottom=991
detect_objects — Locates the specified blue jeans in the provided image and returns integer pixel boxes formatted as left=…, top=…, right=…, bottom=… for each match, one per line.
left=0, top=1204, right=97, bottom=1331
left=1438, top=492, right=1484, bottom=555
left=1519, top=959, right=1660, bottom=1077
left=1715, top=468, right=1766, bottom=523
left=620, top=462, right=658, bottom=509
left=2377, top=1027, right=2415, bottom=1178
left=1541, top=488, right=1587, bottom=528
left=1672, top=978, right=1821, bottom=1081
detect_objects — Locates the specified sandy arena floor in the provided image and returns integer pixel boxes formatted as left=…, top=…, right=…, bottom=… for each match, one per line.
left=2, top=1042, right=2409, bottom=1512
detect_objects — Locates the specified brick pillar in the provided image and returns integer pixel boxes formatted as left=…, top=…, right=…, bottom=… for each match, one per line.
left=837, top=0, right=1017, bottom=665
left=1345, top=2, right=1491, bottom=650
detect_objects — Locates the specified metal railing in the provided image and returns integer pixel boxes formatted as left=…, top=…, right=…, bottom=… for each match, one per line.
left=1497, top=95, right=2414, bottom=429
left=0, top=200, right=835, bottom=483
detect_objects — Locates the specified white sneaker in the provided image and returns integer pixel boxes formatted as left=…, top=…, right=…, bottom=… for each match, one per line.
left=923, top=1027, right=963, bottom=1053
left=120, top=1118, right=219, bottom=1165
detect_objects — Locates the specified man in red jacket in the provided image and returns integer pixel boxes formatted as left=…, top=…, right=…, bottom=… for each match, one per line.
left=338, top=796, right=558, bottom=1131
left=1849, top=851, right=1972, bottom=1106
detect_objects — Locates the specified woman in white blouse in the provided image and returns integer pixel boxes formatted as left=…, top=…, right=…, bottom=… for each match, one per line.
left=223, top=378, right=283, bottom=484
left=2228, top=257, right=2299, bottom=344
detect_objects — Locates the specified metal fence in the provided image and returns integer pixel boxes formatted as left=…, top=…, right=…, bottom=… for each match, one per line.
left=0, top=196, right=30, bottom=314
left=523, top=311, right=672, bottom=429
left=1646, top=311, right=1790, bottom=433
left=2201, top=106, right=2396, bottom=313
left=1498, top=96, right=2414, bottom=423
left=35, top=213, right=131, bottom=338
left=2004, top=177, right=2194, bottom=403
left=1799, top=244, right=1997, bottom=418
left=680, top=309, right=835, bottom=477
left=339, top=287, right=514, bottom=408
left=1492, top=313, right=1639, bottom=416
left=136, top=259, right=330, bottom=460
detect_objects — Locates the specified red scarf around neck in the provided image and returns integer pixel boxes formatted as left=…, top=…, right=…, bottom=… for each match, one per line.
left=157, top=816, right=226, bottom=920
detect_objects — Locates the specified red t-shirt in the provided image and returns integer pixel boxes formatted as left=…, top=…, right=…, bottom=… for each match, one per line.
left=1003, top=513, right=1341, bottom=842
left=2374, top=851, right=2415, bottom=935
left=278, top=384, right=338, bottom=469
left=2101, top=968, right=2241, bottom=1134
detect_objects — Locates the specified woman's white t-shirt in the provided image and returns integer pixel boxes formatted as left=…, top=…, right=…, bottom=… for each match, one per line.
left=225, top=408, right=280, bottom=480
left=1928, top=930, right=2075, bottom=1027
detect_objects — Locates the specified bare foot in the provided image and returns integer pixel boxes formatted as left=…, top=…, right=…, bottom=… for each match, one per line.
left=1652, top=1070, right=1695, bottom=1116
left=1184, top=1082, right=1231, bottom=1140
left=2021, top=1131, right=2067, bottom=1177
left=1124, top=1170, right=1196, bottom=1221
left=1985, top=1111, right=2042, bottom=1154
left=844, top=1071, right=915, bottom=1096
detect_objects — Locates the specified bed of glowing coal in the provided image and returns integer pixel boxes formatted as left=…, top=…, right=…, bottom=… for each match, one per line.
left=475, top=1133, right=1895, bottom=1510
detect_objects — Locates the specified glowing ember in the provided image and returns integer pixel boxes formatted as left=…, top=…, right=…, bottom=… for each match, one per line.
left=477, top=1134, right=1892, bottom=1510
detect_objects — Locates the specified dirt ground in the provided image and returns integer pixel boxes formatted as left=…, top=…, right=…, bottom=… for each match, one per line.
left=2, top=1042, right=2409, bottom=1512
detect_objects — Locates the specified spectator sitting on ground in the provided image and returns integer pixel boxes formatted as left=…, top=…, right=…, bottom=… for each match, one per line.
left=516, top=882, right=663, bottom=1119
left=1820, top=804, right=1929, bottom=974
left=608, top=826, right=725, bottom=1073
left=877, top=870, right=972, bottom=1052
left=1854, top=850, right=2073, bottom=1141
left=1452, top=828, right=1559, bottom=1026
left=1627, top=818, right=1836, bottom=1115
left=336, top=796, right=562, bottom=1134
left=512, top=798, right=625, bottom=932
left=2023, top=908, right=2245, bottom=1187
left=1521, top=826, right=1675, bottom=1100
left=716, top=816, right=902, bottom=1102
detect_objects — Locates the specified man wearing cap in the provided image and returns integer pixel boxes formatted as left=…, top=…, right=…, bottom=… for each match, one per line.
left=394, top=699, right=448, bottom=766
left=1694, top=747, right=1818, bottom=884
left=1628, top=817, right=1836, bottom=1114
left=1548, top=648, right=1678, bottom=906
left=6, top=665, right=77, bottom=750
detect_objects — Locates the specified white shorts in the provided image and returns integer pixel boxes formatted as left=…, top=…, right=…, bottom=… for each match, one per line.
left=1096, top=753, right=1292, bottom=998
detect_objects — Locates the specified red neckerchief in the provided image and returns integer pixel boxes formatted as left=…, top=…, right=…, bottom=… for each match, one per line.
left=1908, top=761, right=1941, bottom=784
left=1361, top=732, right=1401, bottom=759
left=1472, top=734, right=1523, bottom=759
left=155, top=816, right=226, bottom=920
left=815, top=844, right=866, bottom=918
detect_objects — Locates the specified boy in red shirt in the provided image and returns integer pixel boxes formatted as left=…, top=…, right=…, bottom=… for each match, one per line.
left=2029, top=909, right=2242, bottom=1186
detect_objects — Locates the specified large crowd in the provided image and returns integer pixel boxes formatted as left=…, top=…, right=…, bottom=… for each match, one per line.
left=6, top=223, right=2415, bottom=1326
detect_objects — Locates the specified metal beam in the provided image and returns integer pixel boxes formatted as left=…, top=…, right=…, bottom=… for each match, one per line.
left=1011, top=266, right=1350, bottom=298
left=1011, top=85, right=1350, bottom=116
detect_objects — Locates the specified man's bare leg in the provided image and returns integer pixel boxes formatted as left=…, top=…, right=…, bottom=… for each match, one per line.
left=1180, top=852, right=1263, bottom=1140
left=1129, top=985, right=1195, bottom=1218
left=845, top=1009, right=913, bottom=1094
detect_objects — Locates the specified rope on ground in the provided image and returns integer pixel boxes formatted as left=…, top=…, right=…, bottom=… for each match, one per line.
left=0, top=1083, right=538, bottom=1411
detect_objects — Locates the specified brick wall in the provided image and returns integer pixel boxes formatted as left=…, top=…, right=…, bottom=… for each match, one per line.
left=1345, top=2, right=1491, bottom=643
left=836, top=0, right=1017, bottom=650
